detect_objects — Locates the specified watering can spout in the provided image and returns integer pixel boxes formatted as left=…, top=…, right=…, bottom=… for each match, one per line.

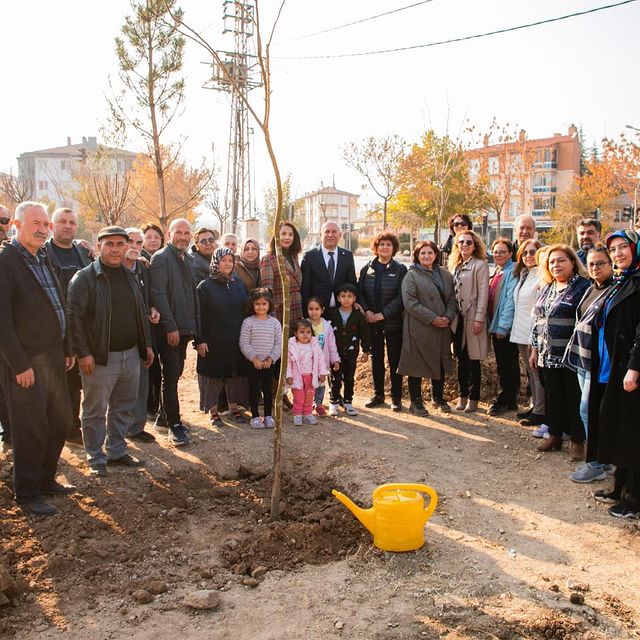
left=332, top=489, right=377, bottom=536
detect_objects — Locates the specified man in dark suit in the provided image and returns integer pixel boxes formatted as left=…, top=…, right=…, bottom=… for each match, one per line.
left=0, top=201, right=76, bottom=516
left=301, top=221, right=357, bottom=311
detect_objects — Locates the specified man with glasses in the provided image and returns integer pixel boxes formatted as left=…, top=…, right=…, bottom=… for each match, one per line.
left=190, top=227, right=219, bottom=285
left=575, top=218, right=601, bottom=265
left=45, top=208, right=92, bottom=446
left=123, top=228, right=160, bottom=443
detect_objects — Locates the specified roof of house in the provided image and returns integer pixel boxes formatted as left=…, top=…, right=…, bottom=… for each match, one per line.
left=467, top=131, right=579, bottom=155
left=303, top=186, right=360, bottom=198
left=18, top=138, right=138, bottom=159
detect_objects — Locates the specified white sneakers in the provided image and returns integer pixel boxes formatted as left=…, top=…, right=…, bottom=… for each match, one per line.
left=327, top=402, right=358, bottom=416
left=328, top=403, right=340, bottom=416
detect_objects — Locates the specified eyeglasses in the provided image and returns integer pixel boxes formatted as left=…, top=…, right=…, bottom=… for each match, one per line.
left=588, top=261, right=609, bottom=269
left=522, top=249, right=537, bottom=256
left=198, top=238, right=216, bottom=245
left=0, top=217, right=10, bottom=225
left=457, top=239, right=474, bottom=246
left=453, top=221, right=467, bottom=227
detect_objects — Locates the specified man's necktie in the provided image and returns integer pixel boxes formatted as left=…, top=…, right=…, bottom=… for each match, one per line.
left=328, top=251, right=335, bottom=281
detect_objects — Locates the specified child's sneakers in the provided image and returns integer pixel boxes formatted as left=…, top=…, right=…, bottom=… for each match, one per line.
left=344, top=403, right=358, bottom=416
left=264, top=416, right=275, bottom=429
left=303, top=415, right=318, bottom=425
left=250, top=417, right=265, bottom=429
left=314, top=404, right=327, bottom=418
left=328, top=403, right=340, bottom=417
left=293, top=415, right=303, bottom=427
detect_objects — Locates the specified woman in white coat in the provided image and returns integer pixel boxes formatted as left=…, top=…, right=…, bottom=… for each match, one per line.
left=509, top=239, right=545, bottom=427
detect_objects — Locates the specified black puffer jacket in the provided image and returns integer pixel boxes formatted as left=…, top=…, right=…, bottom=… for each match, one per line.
left=190, top=245, right=211, bottom=287
left=357, top=258, right=407, bottom=332
left=67, top=260, right=151, bottom=366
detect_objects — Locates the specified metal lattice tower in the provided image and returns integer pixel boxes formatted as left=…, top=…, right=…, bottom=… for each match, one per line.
left=207, top=1, right=261, bottom=234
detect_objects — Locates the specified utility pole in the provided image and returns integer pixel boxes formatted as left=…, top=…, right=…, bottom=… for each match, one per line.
left=208, top=1, right=261, bottom=234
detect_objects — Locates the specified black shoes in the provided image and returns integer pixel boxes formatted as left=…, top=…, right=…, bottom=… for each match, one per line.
left=431, top=399, right=452, bottom=413
left=516, top=407, right=533, bottom=419
left=409, top=401, right=429, bottom=417
left=365, top=396, right=385, bottom=408
left=128, top=431, right=156, bottom=443
left=19, top=497, right=58, bottom=517
left=89, top=463, right=108, bottom=477
left=41, top=481, right=76, bottom=496
left=520, top=413, right=545, bottom=426
left=108, top=454, right=145, bottom=467
left=391, top=399, right=402, bottom=412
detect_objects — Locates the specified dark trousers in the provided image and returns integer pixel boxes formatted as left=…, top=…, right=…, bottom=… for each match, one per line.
left=331, top=353, right=357, bottom=404
left=370, top=327, right=403, bottom=401
left=0, top=360, right=11, bottom=444
left=542, top=366, right=585, bottom=443
left=158, top=336, right=189, bottom=426
left=408, top=369, right=446, bottom=403
left=614, top=468, right=640, bottom=505
left=66, top=361, right=82, bottom=437
left=147, top=355, right=163, bottom=415
left=248, top=364, right=275, bottom=418
left=454, top=320, right=481, bottom=400
left=8, top=350, right=72, bottom=501
left=491, top=334, right=520, bottom=407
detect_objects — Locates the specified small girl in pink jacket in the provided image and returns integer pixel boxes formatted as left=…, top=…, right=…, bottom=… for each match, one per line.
left=306, top=297, right=340, bottom=417
left=286, top=319, right=328, bottom=426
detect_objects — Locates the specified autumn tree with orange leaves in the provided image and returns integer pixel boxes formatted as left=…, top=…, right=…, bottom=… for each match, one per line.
left=128, top=150, right=212, bottom=227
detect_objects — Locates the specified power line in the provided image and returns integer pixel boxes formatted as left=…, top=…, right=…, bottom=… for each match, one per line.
left=276, top=0, right=637, bottom=59
left=277, top=0, right=436, bottom=44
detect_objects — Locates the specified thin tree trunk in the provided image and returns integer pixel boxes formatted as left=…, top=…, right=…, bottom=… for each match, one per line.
left=146, top=6, right=168, bottom=227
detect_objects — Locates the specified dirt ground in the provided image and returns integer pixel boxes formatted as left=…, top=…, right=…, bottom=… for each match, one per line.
left=1, top=351, right=639, bottom=640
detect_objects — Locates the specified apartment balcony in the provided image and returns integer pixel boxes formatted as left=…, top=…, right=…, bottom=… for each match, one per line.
left=532, top=185, right=557, bottom=194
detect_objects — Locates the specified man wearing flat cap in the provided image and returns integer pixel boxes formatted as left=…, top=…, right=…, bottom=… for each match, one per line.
left=68, top=226, right=154, bottom=477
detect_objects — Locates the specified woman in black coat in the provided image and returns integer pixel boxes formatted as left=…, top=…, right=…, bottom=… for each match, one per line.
left=358, top=231, right=407, bottom=411
left=196, top=248, right=248, bottom=425
left=587, top=230, right=640, bottom=518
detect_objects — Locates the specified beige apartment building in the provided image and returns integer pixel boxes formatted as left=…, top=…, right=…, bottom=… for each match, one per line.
left=299, top=184, right=359, bottom=246
left=466, top=124, right=581, bottom=239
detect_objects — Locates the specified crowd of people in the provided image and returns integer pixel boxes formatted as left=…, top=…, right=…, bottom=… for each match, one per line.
left=0, top=202, right=638, bottom=522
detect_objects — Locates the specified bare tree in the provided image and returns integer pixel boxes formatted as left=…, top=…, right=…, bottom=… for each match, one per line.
left=109, top=0, right=185, bottom=228
left=341, top=135, right=405, bottom=229
left=166, top=1, right=289, bottom=518
left=0, top=170, right=34, bottom=206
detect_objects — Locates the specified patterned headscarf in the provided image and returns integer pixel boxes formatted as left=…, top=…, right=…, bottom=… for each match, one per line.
left=238, top=238, right=261, bottom=271
left=605, top=229, right=640, bottom=282
left=209, top=247, right=235, bottom=285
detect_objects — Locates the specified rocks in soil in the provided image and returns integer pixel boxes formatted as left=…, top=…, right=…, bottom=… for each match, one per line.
left=183, top=590, right=220, bottom=610
left=569, top=592, right=585, bottom=605
left=241, top=577, right=259, bottom=588
left=142, top=579, right=168, bottom=595
left=250, top=566, right=268, bottom=579
left=132, top=589, right=153, bottom=604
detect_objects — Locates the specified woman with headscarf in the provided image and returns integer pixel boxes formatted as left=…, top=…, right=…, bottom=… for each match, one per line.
left=196, top=248, right=249, bottom=425
left=587, top=230, right=640, bottom=518
left=235, top=238, right=261, bottom=292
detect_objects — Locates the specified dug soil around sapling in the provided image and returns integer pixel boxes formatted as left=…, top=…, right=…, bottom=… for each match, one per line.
left=1, top=349, right=639, bottom=639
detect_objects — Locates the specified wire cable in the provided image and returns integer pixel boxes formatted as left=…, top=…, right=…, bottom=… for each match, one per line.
left=277, top=0, right=436, bottom=44
left=276, top=0, right=637, bottom=59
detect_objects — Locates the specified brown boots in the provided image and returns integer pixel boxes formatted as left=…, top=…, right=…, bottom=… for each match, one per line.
left=537, top=435, right=563, bottom=452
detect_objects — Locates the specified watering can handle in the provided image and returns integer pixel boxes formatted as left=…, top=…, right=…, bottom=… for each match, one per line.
left=372, top=483, right=438, bottom=521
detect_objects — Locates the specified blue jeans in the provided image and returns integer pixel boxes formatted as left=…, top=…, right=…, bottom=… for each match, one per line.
left=81, top=347, right=140, bottom=466
left=577, top=369, right=605, bottom=470
left=314, top=382, right=325, bottom=406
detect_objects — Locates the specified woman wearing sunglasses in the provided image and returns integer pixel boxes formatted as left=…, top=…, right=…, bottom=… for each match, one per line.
left=448, top=229, right=489, bottom=413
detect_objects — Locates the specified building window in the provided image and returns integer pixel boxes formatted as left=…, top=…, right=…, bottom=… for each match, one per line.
left=509, top=200, right=521, bottom=218
left=61, top=161, right=66, bottom=170
left=489, top=177, right=499, bottom=193
left=488, top=156, right=500, bottom=174
left=534, top=147, right=557, bottom=169
left=533, top=172, right=557, bottom=193
left=532, top=196, right=556, bottom=216
left=469, top=158, right=480, bottom=184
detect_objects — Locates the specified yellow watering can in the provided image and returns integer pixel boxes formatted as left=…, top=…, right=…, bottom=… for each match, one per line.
left=332, top=483, right=438, bottom=552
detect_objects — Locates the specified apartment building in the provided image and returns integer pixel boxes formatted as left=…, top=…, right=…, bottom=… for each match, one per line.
left=466, top=125, right=581, bottom=238
left=17, top=136, right=138, bottom=207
